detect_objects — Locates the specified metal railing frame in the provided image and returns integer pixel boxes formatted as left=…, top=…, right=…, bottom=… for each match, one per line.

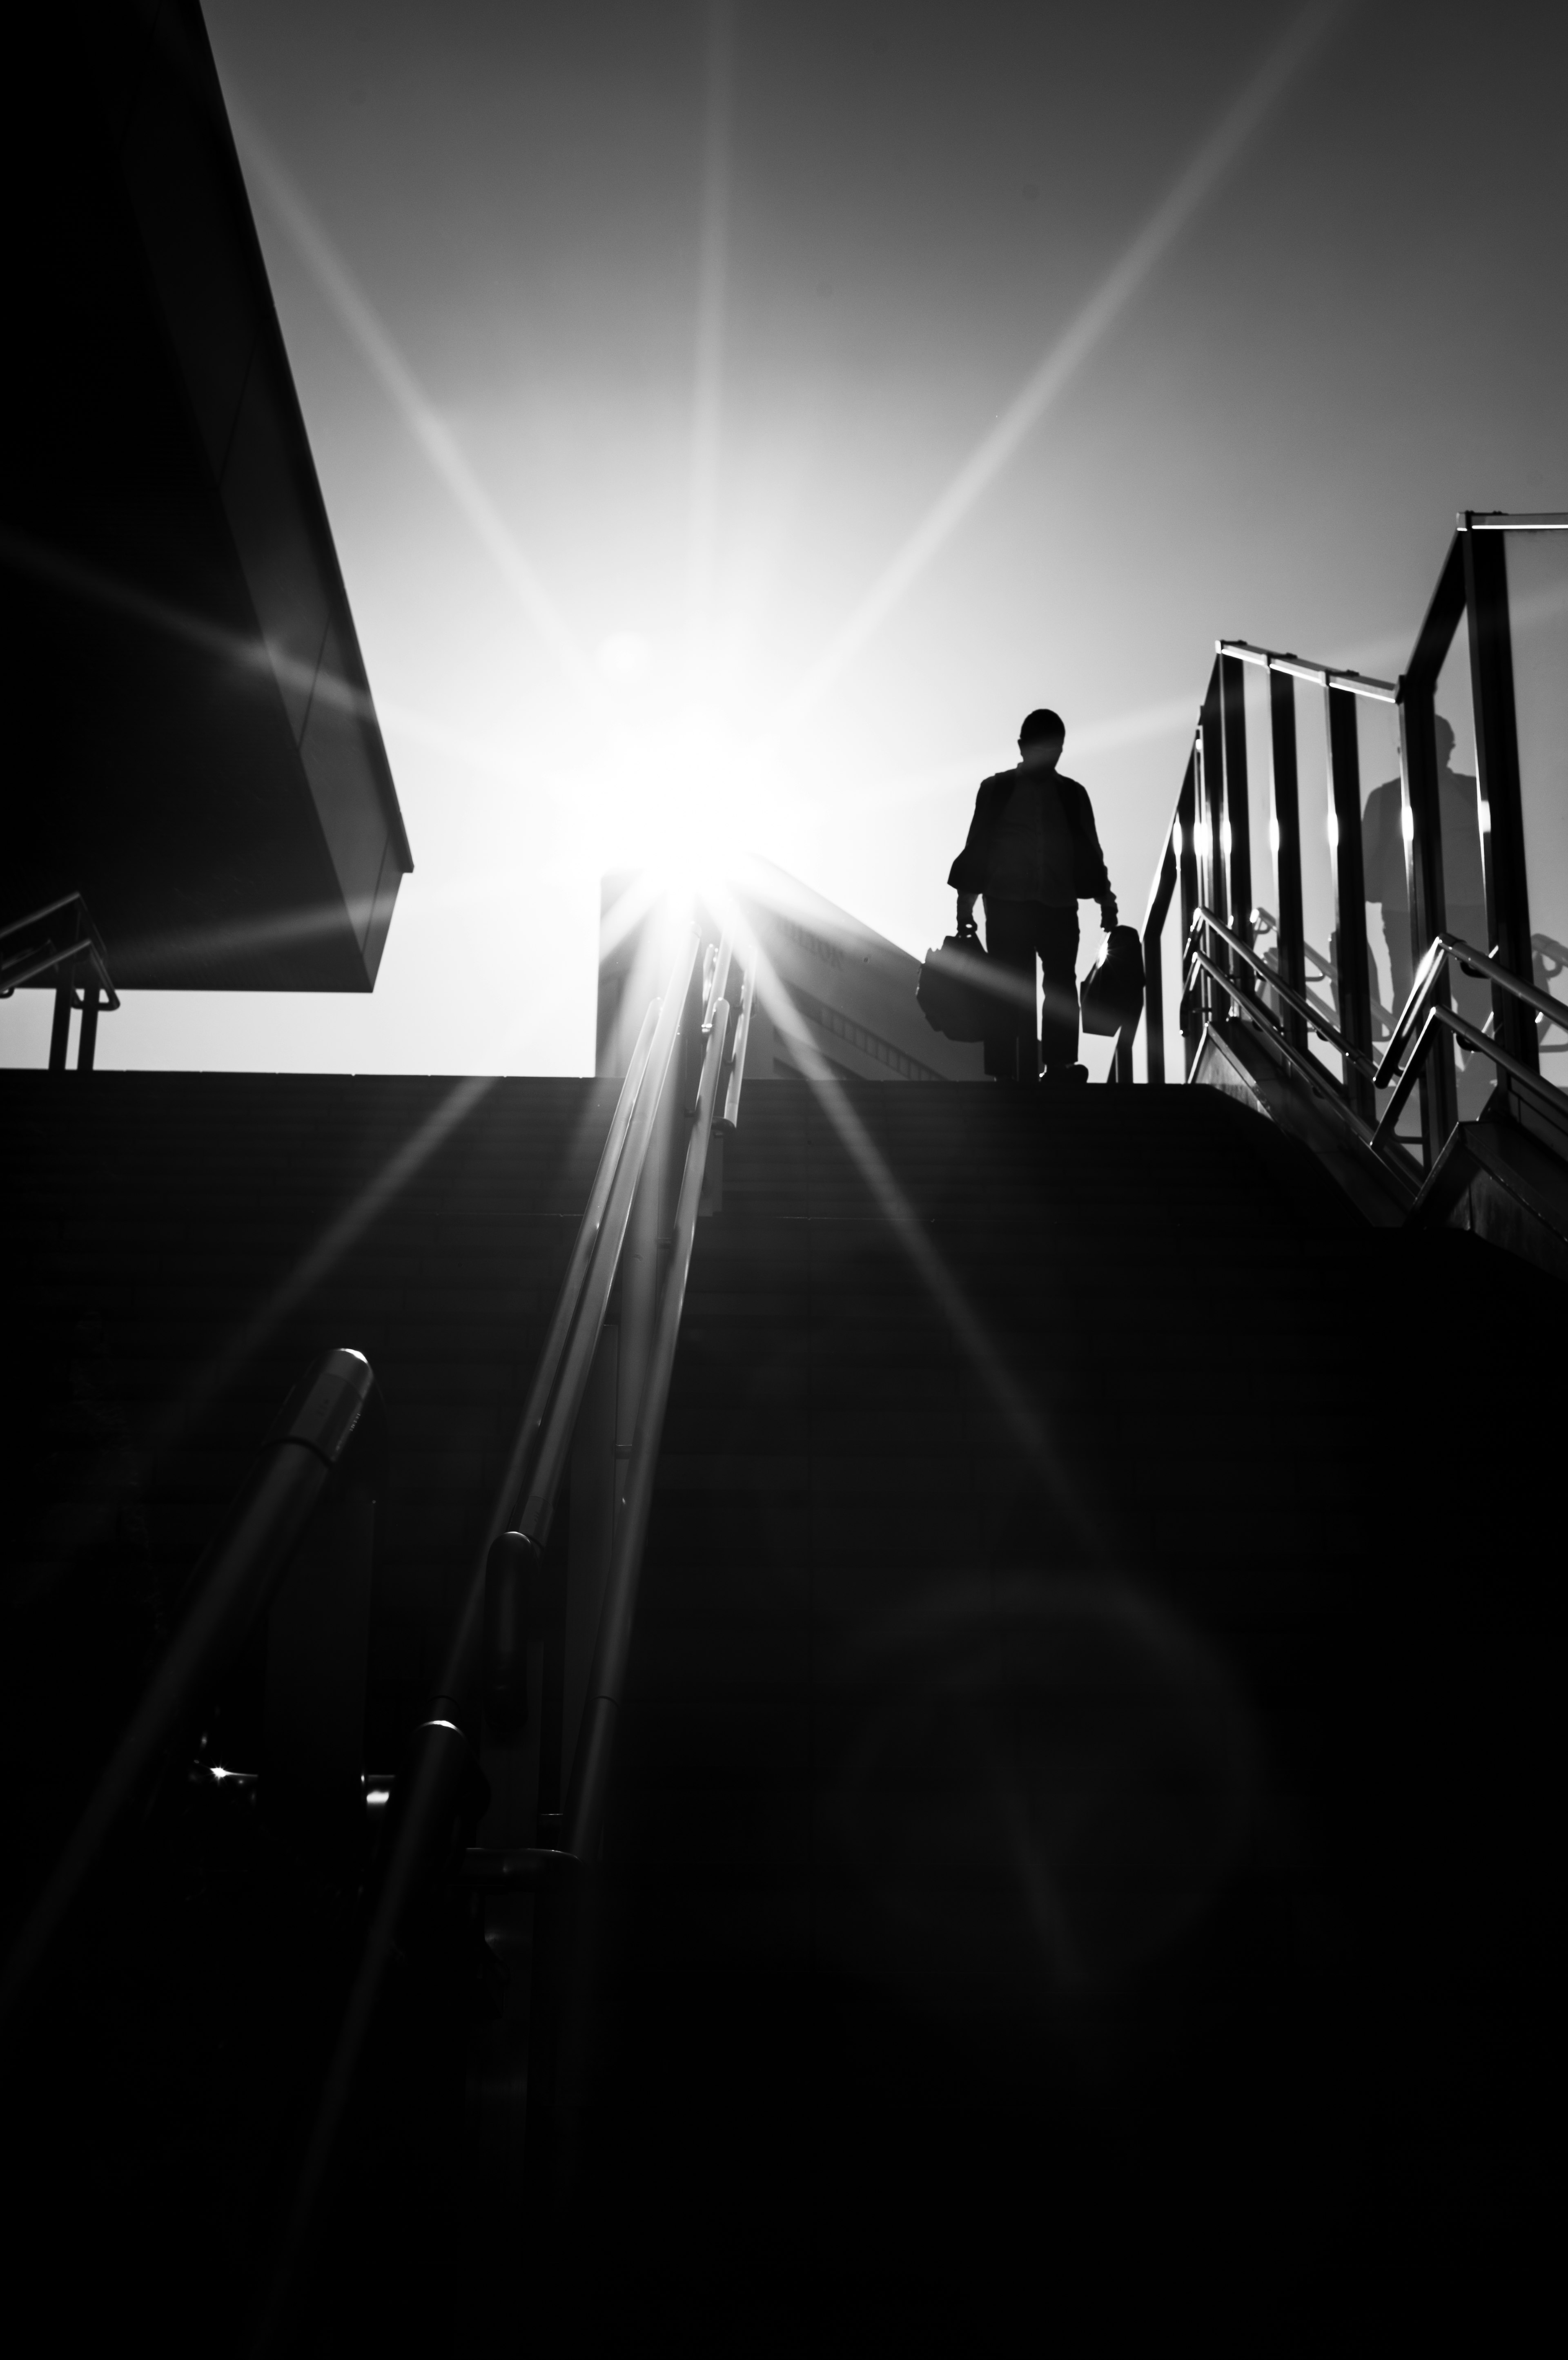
left=0, top=1347, right=383, bottom=2053
left=0, top=892, right=120, bottom=1071
left=1131, top=511, right=1568, bottom=1190
left=562, top=937, right=733, bottom=1862
left=255, top=912, right=754, bottom=2344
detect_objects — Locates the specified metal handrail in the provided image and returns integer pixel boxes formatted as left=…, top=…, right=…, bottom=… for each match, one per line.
left=0, top=891, right=120, bottom=1007
left=489, top=999, right=660, bottom=1529
left=0, top=1348, right=381, bottom=2052
left=1137, top=515, right=1568, bottom=1218
left=1185, top=941, right=1423, bottom=1196
left=1465, top=511, right=1568, bottom=531
left=1185, top=908, right=1378, bottom=1078
left=1192, top=904, right=1566, bottom=1184
left=717, top=962, right=753, bottom=1135
left=1374, top=932, right=1568, bottom=1091
left=510, top=947, right=695, bottom=1553
left=1370, top=999, right=1568, bottom=1157
left=1250, top=908, right=1401, bottom=1043
left=1216, top=638, right=1398, bottom=703
left=254, top=927, right=705, bottom=2348
left=564, top=937, right=733, bottom=1862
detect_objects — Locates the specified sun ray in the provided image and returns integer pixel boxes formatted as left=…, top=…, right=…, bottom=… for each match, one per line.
left=779, top=0, right=1351, bottom=729
left=0, top=525, right=521, bottom=790
left=686, top=0, right=735, bottom=684
left=227, top=106, right=596, bottom=701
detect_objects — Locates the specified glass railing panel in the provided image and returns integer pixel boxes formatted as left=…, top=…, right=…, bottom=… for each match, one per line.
left=1435, top=619, right=1494, bottom=1118
left=1292, top=679, right=1349, bottom=1091
left=1502, top=529, right=1568, bottom=1087
left=1241, top=660, right=1284, bottom=1010
left=1355, top=695, right=1423, bottom=1158
left=1355, top=695, right=1403, bottom=1042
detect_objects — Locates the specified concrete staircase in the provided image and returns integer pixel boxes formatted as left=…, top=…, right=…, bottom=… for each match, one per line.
left=1, top=1071, right=1556, bottom=2342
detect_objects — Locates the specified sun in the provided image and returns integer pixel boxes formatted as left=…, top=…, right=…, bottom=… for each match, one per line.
left=566, top=631, right=793, bottom=892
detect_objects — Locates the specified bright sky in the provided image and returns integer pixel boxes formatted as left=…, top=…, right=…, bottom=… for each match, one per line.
left=5, top=0, right=1564, bottom=1075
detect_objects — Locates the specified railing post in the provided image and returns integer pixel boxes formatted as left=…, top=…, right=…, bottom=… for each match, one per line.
left=1400, top=534, right=1466, bottom=1159
left=1141, top=817, right=1178, bottom=1088
left=1177, top=755, right=1201, bottom=1076
left=1268, top=667, right=1308, bottom=1053
left=1199, top=662, right=1226, bottom=925
left=1398, top=685, right=1457, bottom=1160
left=1143, top=919, right=1165, bottom=1086
left=1325, top=683, right=1375, bottom=1122
left=1219, top=650, right=1253, bottom=991
left=1461, top=519, right=1538, bottom=1075
left=49, top=987, right=71, bottom=1072
left=77, top=984, right=100, bottom=1071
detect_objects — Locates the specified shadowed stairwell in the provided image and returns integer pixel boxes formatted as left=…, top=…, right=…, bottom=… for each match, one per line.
left=1, top=1067, right=1556, bottom=2340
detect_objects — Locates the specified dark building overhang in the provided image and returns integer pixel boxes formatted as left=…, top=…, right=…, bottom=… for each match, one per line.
left=1, top=1, right=412, bottom=992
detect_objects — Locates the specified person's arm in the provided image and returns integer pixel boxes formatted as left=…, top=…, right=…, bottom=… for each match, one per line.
left=1064, top=779, right=1117, bottom=928
left=947, top=782, right=995, bottom=926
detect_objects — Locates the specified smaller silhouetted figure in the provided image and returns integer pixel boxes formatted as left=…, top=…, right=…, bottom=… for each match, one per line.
left=1361, top=715, right=1488, bottom=1028
left=949, top=709, right=1117, bottom=1082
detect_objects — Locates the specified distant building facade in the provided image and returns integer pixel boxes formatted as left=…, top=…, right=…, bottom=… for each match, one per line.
left=596, top=861, right=984, bottom=1083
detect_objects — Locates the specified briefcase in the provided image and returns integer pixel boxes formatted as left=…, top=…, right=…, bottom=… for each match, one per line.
left=1079, top=924, right=1146, bottom=1037
left=917, top=927, right=999, bottom=1043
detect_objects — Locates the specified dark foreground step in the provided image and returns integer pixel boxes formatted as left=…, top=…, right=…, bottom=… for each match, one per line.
left=1, top=1075, right=1559, bottom=2344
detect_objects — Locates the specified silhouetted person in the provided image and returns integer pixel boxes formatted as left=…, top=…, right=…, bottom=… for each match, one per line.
left=1361, top=715, right=1488, bottom=1026
left=949, top=709, right=1117, bottom=1082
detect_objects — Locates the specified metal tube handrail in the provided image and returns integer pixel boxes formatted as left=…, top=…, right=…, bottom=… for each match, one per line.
left=1374, top=932, right=1568, bottom=1090
left=510, top=935, right=698, bottom=1554
left=563, top=965, right=733, bottom=1863
left=253, top=932, right=702, bottom=2350
left=0, top=892, right=98, bottom=946
left=481, top=996, right=660, bottom=1557
left=702, top=934, right=733, bottom=1029
left=716, top=964, right=753, bottom=1135
left=1371, top=935, right=1448, bottom=1086
left=1185, top=908, right=1378, bottom=1077
left=1185, top=943, right=1383, bottom=1145
left=0, top=939, right=118, bottom=1001
left=1186, top=945, right=1423, bottom=1196
left=0, top=1348, right=380, bottom=2050
left=706, top=933, right=734, bottom=1030
left=429, top=931, right=698, bottom=1720
left=1216, top=638, right=1398, bottom=702
left=1464, top=511, right=1568, bottom=531
left=1370, top=999, right=1568, bottom=1158
left=0, top=891, right=120, bottom=1008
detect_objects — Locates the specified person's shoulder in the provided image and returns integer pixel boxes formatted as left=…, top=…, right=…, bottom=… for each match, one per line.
left=1056, top=771, right=1088, bottom=794
left=978, top=768, right=1015, bottom=791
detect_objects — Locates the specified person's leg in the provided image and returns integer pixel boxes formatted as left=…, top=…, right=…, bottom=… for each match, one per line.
left=982, top=898, right=1037, bottom=1081
left=1035, top=906, right=1081, bottom=1073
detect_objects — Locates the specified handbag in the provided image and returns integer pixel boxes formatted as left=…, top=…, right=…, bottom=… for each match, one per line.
left=1079, top=924, right=1146, bottom=1037
left=917, top=923, right=1002, bottom=1043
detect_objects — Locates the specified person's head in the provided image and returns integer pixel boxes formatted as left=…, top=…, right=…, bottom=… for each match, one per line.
left=1018, top=708, right=1065, bottom=771
left=1434, top=715, right=1457, bottom=767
